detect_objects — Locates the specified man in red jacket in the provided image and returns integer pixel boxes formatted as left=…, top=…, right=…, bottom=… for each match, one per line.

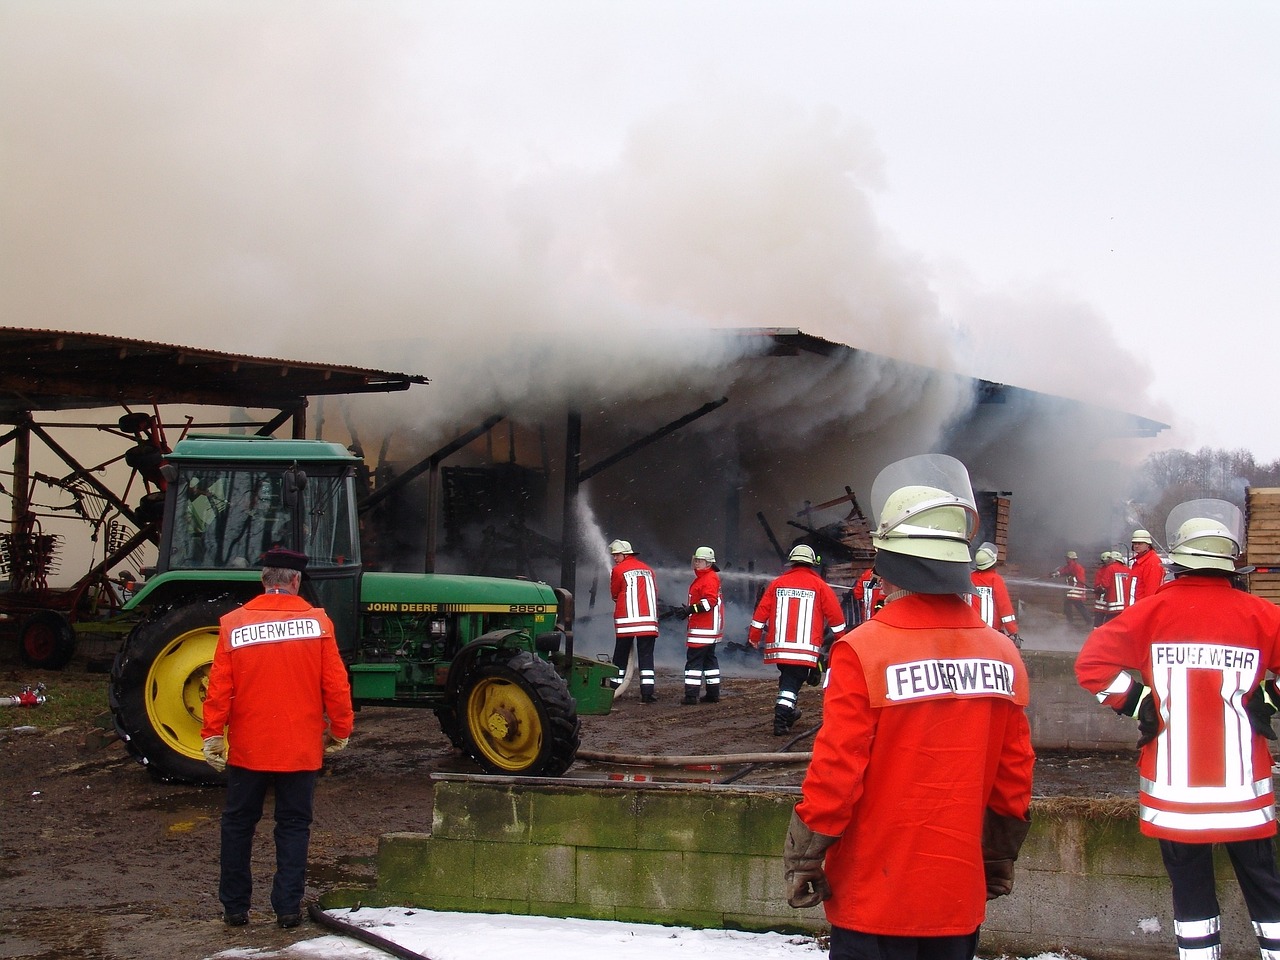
left=967, top=541, right=1020, bottom=646
left=671, top=546, right=724, bottom=704
left=1054, top=550, right=1091, bottom=626
left=607, top=539, right=660, bottom=703
left=784, top=454, right=1034, bottom=960
left=1076, top=500, right=1280, bottom=959
left=201, top=548, right=354, bottom=929
left=748, top=544, right=847, bottom=735
left=1129, top=528, right=1166, bottom=602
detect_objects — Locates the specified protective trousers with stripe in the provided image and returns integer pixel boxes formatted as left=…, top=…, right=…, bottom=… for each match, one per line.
left=1160, top=837, right=1280, bottom=960
left=683, top=644, right=720, bottom=702
left=610, top=634, right=656, bottom=697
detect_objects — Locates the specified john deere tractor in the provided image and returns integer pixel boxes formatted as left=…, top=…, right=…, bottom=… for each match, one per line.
left=108, top=434, right=614, bottom=785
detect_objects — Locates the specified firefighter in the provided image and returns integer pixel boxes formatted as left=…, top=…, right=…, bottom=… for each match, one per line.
left=1076, top=499, right=1280, bottom=959
left=747, top=544, right=847, bottom=735
left=200, top=548, right=353, bottom=929
left=670, top=546, right=724, bottom=704
left=607, top=539, right=660, bottom=703
left=1129, top=528, right=1166, bottom=602
left=854, top=566, right=884, bottom=624
left=784, top=454, right=1033, bottom=959
left=1053, top=549, right=1090, bottom=626
left=967, top=541, right=1021, bottom=646
left=1095, top=550, right=1132, bottom=625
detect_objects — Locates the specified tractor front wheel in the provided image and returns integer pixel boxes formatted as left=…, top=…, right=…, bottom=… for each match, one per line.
left=458, top=651, right=580, bottom=776
left=109, top=598, right=239, bottom=785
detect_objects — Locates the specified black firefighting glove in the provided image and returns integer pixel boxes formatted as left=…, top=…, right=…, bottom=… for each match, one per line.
left=1245, top=679, right=1280, bottom=741
left=783, top=809, right=838, bottom=909
left=671, top=605, right=692, bottom=620
left=982, top=809, right=1031, bottom=899
left=1115, top=682, right=1159, bottom=747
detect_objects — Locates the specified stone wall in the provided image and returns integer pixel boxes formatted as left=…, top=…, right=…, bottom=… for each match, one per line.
left=323, top=776, right=1265, bottom=960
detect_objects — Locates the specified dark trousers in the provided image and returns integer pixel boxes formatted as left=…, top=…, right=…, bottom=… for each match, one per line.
left=220, top=766, right=317, bottom=917
left=829, top=925, right=979, bottom=960
left=684, top=643, right=720, bottom=697
left=610, top=634, right=657, bottom=693
left=1160, top=838, right=1280, bottom=955
left=775, top=663, right=810, bottom=714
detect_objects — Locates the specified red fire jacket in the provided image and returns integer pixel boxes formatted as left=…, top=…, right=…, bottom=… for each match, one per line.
left=747, top=565, right=847, bottom=667
left=1097, top=560, right=1132, bottom=615
left=1129, top=548, right=1166, bottom=604
left=1076, top=575, right=1280, bottom=842
left=610, top=555, right=659, bottom=638
left=685, top=566, right=723, bottom=646
left=966, top=568, right=1018, bottom=634
left=856, top=568, right=885, bottom=623
left=796, top=594, right=1033, bottom=936
left=202, top=592, right=353, bottom=772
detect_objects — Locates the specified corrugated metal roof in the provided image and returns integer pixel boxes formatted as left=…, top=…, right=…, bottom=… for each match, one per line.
left=0, top=327, right=428, bottom=420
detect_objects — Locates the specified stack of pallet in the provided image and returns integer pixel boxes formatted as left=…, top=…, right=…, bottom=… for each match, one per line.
left=1246, top=487, right=1280, bottom=604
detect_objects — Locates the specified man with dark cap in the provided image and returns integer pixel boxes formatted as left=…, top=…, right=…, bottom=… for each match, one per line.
left=1077, top=499, right=1280, bottom=960
left=201, top=547, right=353, bottom=930
left=783, top=454, right=1034, bottom=960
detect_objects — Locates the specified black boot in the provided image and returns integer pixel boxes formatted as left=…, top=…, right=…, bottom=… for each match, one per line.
left=699, top=689, right=720, bottom=703
left=683, top=691, right=699, bottom=705
left=641, top=689, right=658, bottom=704
left=774, top=705, right=802, bottom=735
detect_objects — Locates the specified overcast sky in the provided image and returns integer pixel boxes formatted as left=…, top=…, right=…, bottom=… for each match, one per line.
left=3, top=2, right=1277, bottom=459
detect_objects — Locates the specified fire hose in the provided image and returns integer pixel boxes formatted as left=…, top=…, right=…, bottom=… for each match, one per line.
left=2, top=683, right=46, bottom=708
left=307, top=903, right=435, bottom=960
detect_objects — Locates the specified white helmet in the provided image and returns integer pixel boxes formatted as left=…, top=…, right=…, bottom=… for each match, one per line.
left=693, top=546, right=716, bottom=564
left=1066, top=550, right=1078, bottom=559
left=788, top=544, right=819, bottom=566
left=608, top=539, right=634, bottom=556
left=974, top=542, right=997, bottom=571
left=1166, top=499, right=1242, bottom=572
left=870, top=454, right=978, bottom=563
left=1131, top=529, right=1154, bottom=545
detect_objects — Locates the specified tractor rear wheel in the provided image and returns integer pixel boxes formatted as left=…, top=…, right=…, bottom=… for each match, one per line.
left=19, top=610, right=76, bottom=669
left=458, top=650, right=580, bottom=776
left=109, top=598, right=239, bottom=785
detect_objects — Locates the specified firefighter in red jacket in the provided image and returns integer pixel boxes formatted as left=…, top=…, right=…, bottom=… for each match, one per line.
left=671, top=546, right=724, bottom=704
left=748, top=544, right=847, bottom=735
left=1076, top=500, right=1280, bottom=959
left=607, top=538, right=660, bottom=703
left=854, top=566, right=884, bottom=624
left=967, top=541, right=1021, bottom=646
left=200, top=548, right=354, bottom=929
left=1129, top=528, right=1166, bottom=602
left=784, top=454, right=1034, bottom=960
left=1053, top=550, right=1090, bottom=626
left=1094, top=550, right=1132, bottom=625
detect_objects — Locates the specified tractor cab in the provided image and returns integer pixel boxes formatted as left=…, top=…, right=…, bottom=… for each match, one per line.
left=150, top=434, right=362, bottom=649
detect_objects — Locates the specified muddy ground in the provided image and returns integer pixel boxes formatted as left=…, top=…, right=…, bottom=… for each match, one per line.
left=0, top=641, right=1132, bottom=960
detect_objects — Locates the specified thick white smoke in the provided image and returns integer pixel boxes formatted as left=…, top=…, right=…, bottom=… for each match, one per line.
left=1, top=3, right=1175, bottom=593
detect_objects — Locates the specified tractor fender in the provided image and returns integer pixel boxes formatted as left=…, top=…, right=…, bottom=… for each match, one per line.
left=445, top=629, right=532, bottom=693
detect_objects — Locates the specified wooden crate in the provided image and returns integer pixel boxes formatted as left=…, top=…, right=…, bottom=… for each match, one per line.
left=1246, top=488, right=1280, bottom=566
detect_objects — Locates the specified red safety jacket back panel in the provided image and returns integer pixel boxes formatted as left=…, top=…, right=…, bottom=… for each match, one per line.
left=1076, top=575, right=1280, bottom=842
left=796, top=594, right=1033, bottom=936
left=202, top=592, right=354, bottom=772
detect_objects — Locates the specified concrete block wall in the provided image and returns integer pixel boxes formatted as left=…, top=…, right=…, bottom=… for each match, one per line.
left=1024, top=649, right=1136, bottom=751
left=338, top=775, right=822, bottom=932
left=323, top=777, right=1269, bottom=960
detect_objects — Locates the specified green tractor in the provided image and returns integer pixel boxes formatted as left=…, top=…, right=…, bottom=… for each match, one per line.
left=108, top=434, right=615, bottom=785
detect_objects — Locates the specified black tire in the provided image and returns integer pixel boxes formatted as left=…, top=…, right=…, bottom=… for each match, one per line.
left=458, top=650, right=580, bottom=776
left=109, top=598, right=240, bottom=785
left=18, top=610, right=76, bottom=669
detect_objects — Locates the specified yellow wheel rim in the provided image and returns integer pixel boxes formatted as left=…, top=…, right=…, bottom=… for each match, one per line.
left=144, top=625, right=218, bottom=761
left=465, top=675, right=544, bottom=772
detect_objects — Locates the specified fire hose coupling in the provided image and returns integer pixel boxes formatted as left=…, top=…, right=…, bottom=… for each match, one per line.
left=2, top=683, right=47, bottom=708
